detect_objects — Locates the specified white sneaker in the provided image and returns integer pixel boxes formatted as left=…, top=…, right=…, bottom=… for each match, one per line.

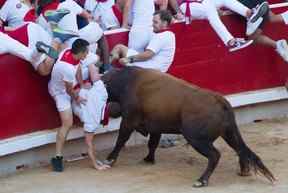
left=246, top=1, right=269, bottom=36
left=246, top=17, right=263, bottom=36
left=276, top=39, right=288, bottom=62
left=228, top=38, right=254, bottom=52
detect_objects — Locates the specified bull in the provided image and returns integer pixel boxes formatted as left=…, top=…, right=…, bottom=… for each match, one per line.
left=101, top=67, right=275, bottom=187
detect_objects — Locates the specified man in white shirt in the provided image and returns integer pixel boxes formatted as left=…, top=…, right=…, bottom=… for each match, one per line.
left=49, top=38, right=110, bottom=172
left=83, top=0, right=121, bottom=30
left=110, top=10, right=176, bottom=73
left=0, top=0, right=37, bottom=28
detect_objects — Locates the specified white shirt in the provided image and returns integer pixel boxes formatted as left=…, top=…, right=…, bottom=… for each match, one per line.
left=0, top=0, right=31, bottom=27
left=134, top=31, right=176, bottom=73
left=130, top=0, right=154, bottom=28
left=48, top=50, right=79, bottom=97
left=84, top=0, right=119, bottom=30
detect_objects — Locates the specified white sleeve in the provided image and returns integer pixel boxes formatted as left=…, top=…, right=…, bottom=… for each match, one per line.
left=0, top=0, right=11, bottom=22
left=64, top=0, right=84, bottom=15
left=146, top=34, right=164, bottom=54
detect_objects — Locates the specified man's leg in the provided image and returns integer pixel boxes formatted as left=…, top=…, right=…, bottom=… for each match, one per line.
left=85, top=132, right=110, bottom=170
left=204, top=0, right=234, bottom=45
left=51, top=108, right=73, bottom=172
left=0, top=32, right=36, bottom=63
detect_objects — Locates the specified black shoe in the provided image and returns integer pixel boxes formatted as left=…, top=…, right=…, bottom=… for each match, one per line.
left=51, top=156, right=64, bottom=172
left=36, top=41, right=59, bottom=59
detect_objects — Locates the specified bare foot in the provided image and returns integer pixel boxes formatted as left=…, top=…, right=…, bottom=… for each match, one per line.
left=93, top=160, right=111, bottom=171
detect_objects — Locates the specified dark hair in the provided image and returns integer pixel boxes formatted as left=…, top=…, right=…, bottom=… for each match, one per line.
left=71, top=39, right=89, bottom=55
left=154, top=10, right=173, bottom=25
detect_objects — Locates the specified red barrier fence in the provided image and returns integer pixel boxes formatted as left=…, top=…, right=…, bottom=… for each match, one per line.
left=0, top=4, right=287, bottom=140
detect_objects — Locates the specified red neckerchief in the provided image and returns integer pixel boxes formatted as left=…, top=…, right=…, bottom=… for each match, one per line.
left=184, top=0, right=203, bottom=20
left=112, top=4, right=123, bottom=25
left=60, top=49, right=80, bottom=66
left=23, top=8, right=37, bottom=22
left=41, top=0, right=60, bottom=15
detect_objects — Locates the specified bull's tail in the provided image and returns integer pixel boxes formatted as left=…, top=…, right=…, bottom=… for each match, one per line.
left=220, top=101, right=275, bottom=183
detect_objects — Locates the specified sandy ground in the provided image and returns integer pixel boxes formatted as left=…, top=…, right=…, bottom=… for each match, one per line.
left=1, top=118, right=288, bottom=193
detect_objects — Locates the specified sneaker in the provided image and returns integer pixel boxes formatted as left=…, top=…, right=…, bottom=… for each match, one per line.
left=246, top=1, right=269, bottom=36
left=276, top=39, right=288, bottom=62
left=246, top=17, right=263, bottom=36
left=52, top=27, right=78, bottom=43
left=228, top=38, right=253, bottom=52
left=249, top=1, right=269, bottom=23
left=44, top=8, right=70, bottom=24
left=36, top=41, right=59, bottom=59
left=51, top=156, right=64, bottom=172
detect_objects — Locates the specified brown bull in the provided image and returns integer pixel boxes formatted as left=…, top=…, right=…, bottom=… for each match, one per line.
left=101, top=67, right=275, bottom=187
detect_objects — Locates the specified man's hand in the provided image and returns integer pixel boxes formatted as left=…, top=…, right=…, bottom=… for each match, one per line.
left=119, top=57, right=130, bottom=65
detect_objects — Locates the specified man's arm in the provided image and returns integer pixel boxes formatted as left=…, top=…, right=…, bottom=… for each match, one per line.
left=121, top=0, right=132, bottom=29
left=97, top=35, right=110, bottom=65
left=119, top=49, right=155, bottom=65
left=88, top=63, right=101, bottom=82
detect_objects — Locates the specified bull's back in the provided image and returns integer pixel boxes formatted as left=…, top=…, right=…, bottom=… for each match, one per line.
left=130, top=68, right=229, bottom=122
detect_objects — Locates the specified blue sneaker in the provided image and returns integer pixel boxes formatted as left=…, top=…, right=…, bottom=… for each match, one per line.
left=45, top=8, right=70, bottom=24
left=36, top=41, right=59, bottom=59
left=52, top=27, right=79, bottom=42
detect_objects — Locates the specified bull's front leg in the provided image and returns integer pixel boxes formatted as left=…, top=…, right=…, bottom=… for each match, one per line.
left=105, top=120, right=134, bottom=166
left=144, top=133, right=161, bottom=164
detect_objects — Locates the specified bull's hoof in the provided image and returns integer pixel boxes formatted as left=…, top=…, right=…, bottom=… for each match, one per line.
left=143, top=157, right=155, bottom=164
left=192, top=180, right=208, bottom=188
left=103, top=159, right=116, bottom=166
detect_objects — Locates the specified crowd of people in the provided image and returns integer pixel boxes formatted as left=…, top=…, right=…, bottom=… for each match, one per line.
left=0, top=0, right=287, bottom=171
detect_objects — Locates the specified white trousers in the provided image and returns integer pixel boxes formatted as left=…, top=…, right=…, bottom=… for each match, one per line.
left=128, top=27, right=153, bottom=52
left=180, top=0, right=249, bottom=45
left=0, top=23, right=50, bottom=70
left=72, top=80, right=108, bottom=133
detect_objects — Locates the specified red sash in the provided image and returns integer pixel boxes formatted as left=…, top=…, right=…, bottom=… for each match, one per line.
left=41, top=1, right=60, bottom=15
left=183, top=0, right=203, bottom=24
left=5, top=24, right=29, bottom=46
left=23, top=8, right=37, bottom=23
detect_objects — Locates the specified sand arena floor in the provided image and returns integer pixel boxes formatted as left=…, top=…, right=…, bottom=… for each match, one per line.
left=1, top=118, right=288, bottom=193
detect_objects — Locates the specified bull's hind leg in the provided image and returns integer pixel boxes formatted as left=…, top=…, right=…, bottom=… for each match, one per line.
left=144, top=133, right=161, bottom=164
left=182, top=127, right=220, bottom=187
left=189, top=141, right=221, bottom=187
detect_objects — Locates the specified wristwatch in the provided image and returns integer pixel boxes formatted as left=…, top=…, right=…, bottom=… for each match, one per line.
left=128, top=57, right=134, bottom=63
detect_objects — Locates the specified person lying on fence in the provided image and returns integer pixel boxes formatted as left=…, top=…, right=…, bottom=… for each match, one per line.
left=110, top=10, right=175, bottom=73
left=38, top=4, right=111, bottom=73
left=0, top=0, right=38, bottom=28
left=236, top=0, right=288, bottom=62
left=179, top=0, right=268, bottom=52
left=0, top=22, right=73, bottom=75
left=48, top=38, right=110, bottom=172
